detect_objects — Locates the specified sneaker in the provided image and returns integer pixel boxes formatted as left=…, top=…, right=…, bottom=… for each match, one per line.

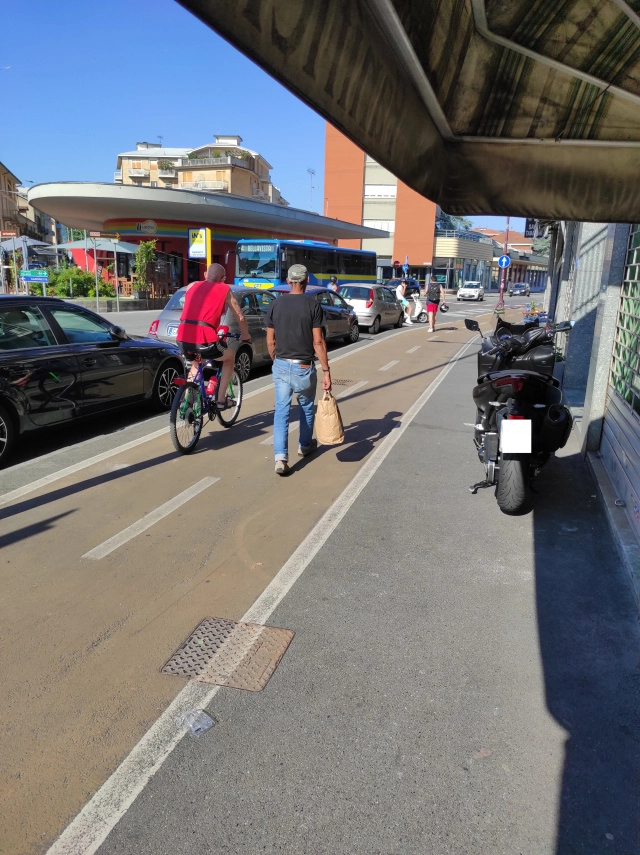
left=298, top=439, right=318, bottom=457
left=429, top=326, right=435, bottom=332
left=405, top=316, right=413, bottom=324
left=275, top=460, right=290, bottom=476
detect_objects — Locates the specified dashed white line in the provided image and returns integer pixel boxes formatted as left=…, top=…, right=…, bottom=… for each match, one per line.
left=406, top=346, right=421, bottom=354
left=335, top=380, right=368, bottom=400
left=379, top=360, right=399, bottom=371
left=82, top=477, right=219, bottom=560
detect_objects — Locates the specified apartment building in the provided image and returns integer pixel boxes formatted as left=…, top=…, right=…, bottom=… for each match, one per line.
left=324, top=125, right=436, bottom=280
left=0, top=161, right=53, bottom=242
left=114, top=135, right=288, bottom=205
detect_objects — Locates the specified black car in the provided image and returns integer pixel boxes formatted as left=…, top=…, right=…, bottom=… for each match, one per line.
left=270, top=286, right=360, bottom=343
left=0, top=296, right=185, bottom=466
left=385, top=278, right=421, bottom=298
left=508, top=282, right=530, bottom=297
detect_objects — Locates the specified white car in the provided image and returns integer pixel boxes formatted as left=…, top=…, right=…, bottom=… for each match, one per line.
left=457, top=281, right=484, bottom=301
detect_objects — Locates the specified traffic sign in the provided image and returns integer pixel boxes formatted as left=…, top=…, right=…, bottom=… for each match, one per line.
left=1, top=230, right=17, bottom=237
left=20, top=269, right=49, bottom=283
left=498, top=254, right=511, bottom=269
left=89, top=231, right=101, bottom=237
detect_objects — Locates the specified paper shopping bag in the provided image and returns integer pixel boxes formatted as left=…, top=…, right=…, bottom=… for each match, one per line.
left=315, top=391, right=344, bottom=445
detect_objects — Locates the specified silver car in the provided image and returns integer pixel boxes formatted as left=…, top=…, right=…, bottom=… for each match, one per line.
left=149, top=285, right=276, bottom=381
left=338, top=284, right=404, bottom=334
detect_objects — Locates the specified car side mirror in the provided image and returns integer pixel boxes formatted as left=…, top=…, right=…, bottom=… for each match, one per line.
left=464, top=319, right=481, bottom=331
left=110, top=325, right=128, bottom=341
left=555, top=320, right=572, bottom=332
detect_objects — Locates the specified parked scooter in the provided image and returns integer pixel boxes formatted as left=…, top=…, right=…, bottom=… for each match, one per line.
left=464, top=315, right=573, bottom=514
left=405, top=294, right=428, bottom=324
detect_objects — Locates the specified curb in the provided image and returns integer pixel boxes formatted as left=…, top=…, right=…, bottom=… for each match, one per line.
left=587, top=451, right=640, bottom=608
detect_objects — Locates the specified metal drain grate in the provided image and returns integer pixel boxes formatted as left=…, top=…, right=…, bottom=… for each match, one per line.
left=161, top=617, right=294, bottom=692
left=330, top=379, right=353, bottom=386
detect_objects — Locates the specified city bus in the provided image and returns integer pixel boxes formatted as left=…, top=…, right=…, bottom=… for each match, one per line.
left=234, top=239, right=376, bottom=289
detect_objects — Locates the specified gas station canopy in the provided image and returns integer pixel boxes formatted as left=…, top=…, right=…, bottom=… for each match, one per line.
left=179, top=0, right=640, bottom=222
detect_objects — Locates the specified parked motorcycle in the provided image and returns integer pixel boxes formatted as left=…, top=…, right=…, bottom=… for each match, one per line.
left=464, top=315, right=573, bottom=514
left=406, top=294, right=428, bottom=324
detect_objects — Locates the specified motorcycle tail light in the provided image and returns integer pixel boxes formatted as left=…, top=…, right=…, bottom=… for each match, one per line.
left=148, top=319, right=159, bottom=336
left=494, top=376, right=525, bottom=393
left=365, top=290, right=374, bottom=308
left=509, top=414, right=525, bottom=420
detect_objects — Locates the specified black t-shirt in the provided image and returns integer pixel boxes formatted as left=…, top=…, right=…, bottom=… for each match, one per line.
left=265, top=293, right=324, bottom=361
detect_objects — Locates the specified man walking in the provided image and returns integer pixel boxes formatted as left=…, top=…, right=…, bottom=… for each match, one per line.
left=265, top=264, right=332, bottom=476
left=426, top=275, right=446, bottom=332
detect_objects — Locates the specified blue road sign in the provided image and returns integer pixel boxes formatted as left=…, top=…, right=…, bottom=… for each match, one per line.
left=498, top=255, right=511, bottom=269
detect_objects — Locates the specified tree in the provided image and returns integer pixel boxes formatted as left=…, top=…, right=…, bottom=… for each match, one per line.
left=533, top=236, right=551, bottom=256
left=437, top=212, right=473, bottom=231
left=133, top=240, right=157, bottom=290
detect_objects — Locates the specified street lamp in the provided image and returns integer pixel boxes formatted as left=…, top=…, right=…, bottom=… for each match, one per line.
left=307, top=168, right=315, bottom=211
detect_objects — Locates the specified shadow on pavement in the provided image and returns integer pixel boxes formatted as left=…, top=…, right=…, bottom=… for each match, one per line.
left=0, top=510, right=76, bottom=548
left=532, top=450, right=640, bottom=853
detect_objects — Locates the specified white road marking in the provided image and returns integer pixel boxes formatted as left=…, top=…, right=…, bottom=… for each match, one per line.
left=379, top=360, right=399, bottom=371
left=335, top=380, right=368, bottom=400
left=0, top=428, right=169, bottom=507
left=82, top=477, right=219, bottom=560
left=260, top=423, right=299, bottom=446
left=44, top=334, right=479, bottom=855
left=406, top=346, right=421, bottom=354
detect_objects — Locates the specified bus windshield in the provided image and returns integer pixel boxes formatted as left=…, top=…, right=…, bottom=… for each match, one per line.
left=237, top=244, right=279, bottom=279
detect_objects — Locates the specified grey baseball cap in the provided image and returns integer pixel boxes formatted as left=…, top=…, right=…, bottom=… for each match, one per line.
left=287, top=263, right=308, bottom=282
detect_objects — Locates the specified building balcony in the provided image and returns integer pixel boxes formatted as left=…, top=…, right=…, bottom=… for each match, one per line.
left=128, top=168, right=150, bottom=178
left=252, top=187, right=266, bottom=198
left=158, top=169, right=177, bottom=178
left=178, top=156, right=249, bottom=170
left=114, top=170, right=122, bottom=183
left=178, top=180, right=229, bottom=191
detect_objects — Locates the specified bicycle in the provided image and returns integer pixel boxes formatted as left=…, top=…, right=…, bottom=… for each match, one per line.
left=170, top=332, right=243, bottom=454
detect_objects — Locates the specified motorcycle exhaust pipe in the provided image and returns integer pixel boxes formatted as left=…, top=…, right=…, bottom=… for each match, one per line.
left=539, top=404, right=573, bottom=451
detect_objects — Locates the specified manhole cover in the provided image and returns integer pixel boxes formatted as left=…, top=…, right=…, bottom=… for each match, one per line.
left=161, top=617, right=294, bottom=692
left=330, top=379, right=352, bottom=386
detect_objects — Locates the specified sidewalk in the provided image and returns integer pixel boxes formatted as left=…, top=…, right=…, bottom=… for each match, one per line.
left=84, top=346, right=640, bottom=854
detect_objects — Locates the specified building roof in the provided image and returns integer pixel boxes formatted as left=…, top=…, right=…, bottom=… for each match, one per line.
left=181, top=0, right=640, bottom=221
left=0, top=161, right=20, bottom=184
left=27, top=183, right=389, bottom=241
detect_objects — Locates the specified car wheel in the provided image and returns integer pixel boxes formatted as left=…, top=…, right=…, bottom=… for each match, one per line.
left=368, top=316, right=381, bottom=335
left=235, top=347, right=252, bottom=383
left=345, top=322, right=360, bottom=343
left=395, top=312, right=404, bottom=328
left=152, top=361, right=183, bottom=411
left=0, top=402, right=17, bottom=467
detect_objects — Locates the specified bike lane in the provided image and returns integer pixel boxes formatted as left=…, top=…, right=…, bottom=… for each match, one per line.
left=2, top=317, right=500, bottom=854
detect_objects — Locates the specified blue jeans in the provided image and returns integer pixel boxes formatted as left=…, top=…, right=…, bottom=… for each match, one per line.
left=272, top=359, right=317, bottom=461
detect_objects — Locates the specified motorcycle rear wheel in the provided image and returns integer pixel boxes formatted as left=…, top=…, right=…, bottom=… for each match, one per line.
left=496, top=453, right=532, bottom=514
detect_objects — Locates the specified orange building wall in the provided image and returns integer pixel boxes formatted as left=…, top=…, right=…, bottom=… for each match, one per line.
left=324, top=125, right=365, bottom=249
left=393, top=181, right=436, bottom=266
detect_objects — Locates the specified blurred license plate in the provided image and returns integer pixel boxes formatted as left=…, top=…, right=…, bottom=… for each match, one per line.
left=500, top=419, right=531, bottom=453
left=167, top=324, right=179, bottom=337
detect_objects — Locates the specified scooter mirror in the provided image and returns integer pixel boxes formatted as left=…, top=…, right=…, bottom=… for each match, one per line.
left=555, top=320, right=572, bottom=332
left=464, top=319, right=481, bottom=332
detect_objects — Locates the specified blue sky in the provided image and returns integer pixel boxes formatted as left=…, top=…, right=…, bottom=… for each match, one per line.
left=0, top=0, right=522, bottom=232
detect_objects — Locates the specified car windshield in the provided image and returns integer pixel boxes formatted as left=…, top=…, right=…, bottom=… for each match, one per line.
left=237, top=246, right=279, bottom=279
left=339, top=286, right=372, bottom=300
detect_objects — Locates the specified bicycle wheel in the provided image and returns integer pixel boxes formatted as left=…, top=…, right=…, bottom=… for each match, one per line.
left=170, top=383, right=204, bottom=453
left=216, top=370, right=243, bottom=427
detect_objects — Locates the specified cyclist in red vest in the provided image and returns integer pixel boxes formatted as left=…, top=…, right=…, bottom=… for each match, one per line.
left=177, top=263, right=251, bottom=409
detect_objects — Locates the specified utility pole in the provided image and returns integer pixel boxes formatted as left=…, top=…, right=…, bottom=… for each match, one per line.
left=497, top=215, right=510, bottom=310
left=307, top=168, right=315, bottom=212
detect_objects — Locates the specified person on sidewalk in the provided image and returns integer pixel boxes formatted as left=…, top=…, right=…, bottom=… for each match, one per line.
left=395, top=279, right=413, bottom=323
left=176, top=263, right=251, bottom=409
left=265, top=264, right=332, bottom=476
left=426, top=276, right=446, bottom=332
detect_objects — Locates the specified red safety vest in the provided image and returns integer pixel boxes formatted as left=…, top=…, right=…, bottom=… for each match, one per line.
left=177, top=280, right=230, bottom=345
